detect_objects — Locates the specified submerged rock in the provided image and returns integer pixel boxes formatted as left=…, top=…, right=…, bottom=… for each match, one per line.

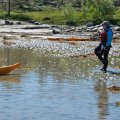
left=115, top=101, right=120, bottom=107
left=107, top=86, right=120, bottom=92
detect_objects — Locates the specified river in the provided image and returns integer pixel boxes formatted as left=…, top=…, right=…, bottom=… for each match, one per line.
left=0, top=46, right=120, bottom=120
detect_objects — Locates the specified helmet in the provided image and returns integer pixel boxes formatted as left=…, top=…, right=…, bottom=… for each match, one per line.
left=100, top=21, right=110, bottom=27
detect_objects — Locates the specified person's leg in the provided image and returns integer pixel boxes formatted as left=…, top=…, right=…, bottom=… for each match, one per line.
left=102, top=48, right=110, bottom=72
left=95, top=45, right=104, bottom=64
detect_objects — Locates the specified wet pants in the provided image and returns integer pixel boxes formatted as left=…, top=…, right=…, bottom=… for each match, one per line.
left=95, top=44, right=110, bottom=69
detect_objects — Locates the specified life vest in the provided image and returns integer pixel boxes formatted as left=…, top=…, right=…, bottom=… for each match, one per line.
left=99, top=31, right=107, bottom=42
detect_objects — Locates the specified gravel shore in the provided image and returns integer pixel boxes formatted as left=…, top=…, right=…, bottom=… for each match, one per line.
left=0, top=19, right=120, bottom=57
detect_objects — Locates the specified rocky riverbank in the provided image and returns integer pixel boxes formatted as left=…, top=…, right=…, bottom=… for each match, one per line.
left=0, top=19, right=120, bottom=57
left=0, top=19, right=120, bottom=40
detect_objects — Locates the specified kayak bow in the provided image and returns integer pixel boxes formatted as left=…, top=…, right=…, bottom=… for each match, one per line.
left=0, top=63, right=21, bottom=75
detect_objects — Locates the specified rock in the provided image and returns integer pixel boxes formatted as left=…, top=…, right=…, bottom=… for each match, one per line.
left=81, top=25, right=86, bottom=30
left=28, top=20, right=36, bottom=24
left=115, top=101, right=120, bottom=107
left=86, top=28, right=93, bottom=32
left=10, top=22, right=14, bottom=25
left=113, top=33, right=120, bottom=39
left=34, top=22, right=42, bottom=25
left=5, top=20, right=14, bottom=25
left=73, top=4, right=81, bottom=7
left=42, top=17, right=51, bottom=21
left=95, top=25, right=100, bottom=28
left=86, top=26, right=95, bottom=32
left=90, top=33, right=99, bottom=41
left=92, top=28, right=98, bottom=32
left=51, top=25, right=60, bottom=28
left=52, top=28, right=61, bottom=34
left=107, top=86, right=120, bottom=92
left=86, top=22, right=94, bottom=27
left=75, top=27, right=82, bottom=32
left=114, top=27, right=120, bottom=31
left=65, top=29, right=74, bottom=32
left=5, top=20, right=10, bottom=25
left=16, top=21, right=22, bottom=25
left=23, top=25, right=51, bottom=29
left=87, top=26, right=94, bottom=29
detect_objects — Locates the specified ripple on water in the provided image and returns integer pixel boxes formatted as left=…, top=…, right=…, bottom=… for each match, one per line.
left=0, top=40, right=120, bottom=120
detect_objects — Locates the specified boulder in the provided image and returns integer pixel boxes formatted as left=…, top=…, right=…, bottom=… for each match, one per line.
left=34, top=22, right=42, bottom=25
left=95, top=25, right=100, bottom=28
left=42, top=17, right=51, bottom=21
left=92, top=28, right=98, bottom=32
left=86, top=22, right=94, bottom=27
left=52, top=28, right=61, bottom=34
left=86, top=26, right=95, bottom=32
left=28, top=20, right=36, bottom=24
left=113, top=33, right=120, bottom=39
left=5, top=20, right=14, bottom=25
left=5, top=20, right=10, bottom=25
left=16, top=21, right=22, bottom=25
left=114, top=27, right=120, bottom=31
left=10, top=22, right=14, bottom=25
left=75, top=27, right=82, bottom=32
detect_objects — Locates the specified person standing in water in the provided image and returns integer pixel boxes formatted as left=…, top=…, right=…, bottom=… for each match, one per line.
left=95, top=21, right=113, bottom=72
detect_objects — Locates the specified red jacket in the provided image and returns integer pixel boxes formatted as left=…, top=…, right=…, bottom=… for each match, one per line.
left=99, top=31, right=107, bottom=42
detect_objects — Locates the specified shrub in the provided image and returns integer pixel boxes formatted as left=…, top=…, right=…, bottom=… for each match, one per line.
left=81, top=0, right=115, bottom=24
left=63, top=4, right=76, bottom=26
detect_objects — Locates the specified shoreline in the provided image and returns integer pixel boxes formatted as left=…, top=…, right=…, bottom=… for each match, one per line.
left=0, top=19, right=120, bottom=57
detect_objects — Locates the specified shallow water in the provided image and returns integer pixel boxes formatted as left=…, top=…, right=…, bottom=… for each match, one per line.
left=0, top=47, right=120, bottom=120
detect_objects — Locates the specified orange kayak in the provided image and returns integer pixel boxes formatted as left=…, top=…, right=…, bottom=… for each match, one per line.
left=0, top=63, right=21, bottom=75
left=64, top=37, right=90, bottom=41
left=47, top=37, right=90, bottom=41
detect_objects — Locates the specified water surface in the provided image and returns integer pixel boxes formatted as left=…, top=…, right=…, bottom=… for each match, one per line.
left=0, top=47, right=120, bottom=120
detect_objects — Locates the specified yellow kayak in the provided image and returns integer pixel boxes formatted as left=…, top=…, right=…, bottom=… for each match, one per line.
left=0, top=63, right=21, bottom=75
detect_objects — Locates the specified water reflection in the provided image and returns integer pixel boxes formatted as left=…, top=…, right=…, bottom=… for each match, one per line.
left=0, top=75, right=20, bottom=83
left=4, top=47, right=10, bottom=65
left=94, top=76, right=109, bottom=120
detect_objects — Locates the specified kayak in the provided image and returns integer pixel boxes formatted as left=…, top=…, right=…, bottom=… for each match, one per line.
left=47, top=37, right=90, bottom=41
left=0, top=63, right=21, bottom=75
left=64, top=37, right=90, bottom=41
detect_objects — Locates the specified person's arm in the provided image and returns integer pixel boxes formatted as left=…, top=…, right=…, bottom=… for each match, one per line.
left=106, top=29, right=113, bottom=47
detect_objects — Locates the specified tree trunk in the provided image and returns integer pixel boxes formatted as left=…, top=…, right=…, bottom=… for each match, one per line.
left=8, top=0, right=11, bottom=16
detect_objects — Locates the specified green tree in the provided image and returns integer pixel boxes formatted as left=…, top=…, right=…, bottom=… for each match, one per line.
left=81, top=0, right=115, bottom=23
left=63, top=4, right=76, bottom=25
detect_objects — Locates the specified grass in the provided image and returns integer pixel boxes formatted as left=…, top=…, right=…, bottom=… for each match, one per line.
left=113, top=7, right=120, bottom=25
left=0, top=6, right=119, bottom=25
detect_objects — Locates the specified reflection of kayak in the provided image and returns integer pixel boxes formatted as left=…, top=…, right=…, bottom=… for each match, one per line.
left=0, top=76, right=20, bottom=83
left=47, top=37, right=90, bottom=41
left=0, top=63, right=21, bottom=75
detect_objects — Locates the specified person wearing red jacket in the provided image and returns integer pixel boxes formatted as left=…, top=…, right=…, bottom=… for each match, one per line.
left=95, top=21, right=113, bottom=72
